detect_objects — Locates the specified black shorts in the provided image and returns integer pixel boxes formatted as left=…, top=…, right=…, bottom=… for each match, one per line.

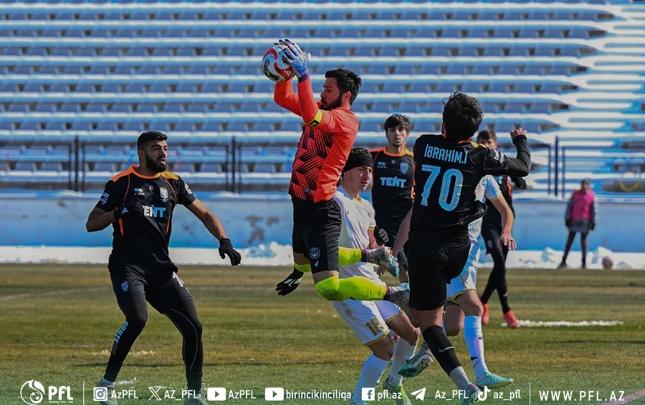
left=108, top=264, right=194, bottom=316
left=292, top=197, right=342, bottom=273
left=407, top=226, right=471, bottom=310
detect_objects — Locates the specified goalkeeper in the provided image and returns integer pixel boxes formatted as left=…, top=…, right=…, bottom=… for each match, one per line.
left=272, top=39, right=403, bottom=303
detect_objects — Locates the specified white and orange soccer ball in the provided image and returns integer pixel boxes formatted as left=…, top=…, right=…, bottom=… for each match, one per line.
left=261, top=44, right=295, bottom=82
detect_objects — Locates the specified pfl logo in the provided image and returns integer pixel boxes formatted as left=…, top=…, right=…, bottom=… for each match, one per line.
left=20, top=380, right=73, bottom=404
left=20, top=380, right=45, bottom=405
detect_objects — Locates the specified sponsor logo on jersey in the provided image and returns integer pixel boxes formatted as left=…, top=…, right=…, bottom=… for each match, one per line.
left=377, top=161, right=387, bottom=169
left=492, top=149, right=506, bottom=164
left=159, top=187, right=169, bottom=202
left=121, top=281, right=129, bottom=292
left=133, top=188, right=145, bottom=196
left=184, top=183, right=193, bottom=195
left=100, top=192, right=110, bottom=205
left=142, top=205, right=167, bottom=218
left=380, top=176, right=407, bottom=188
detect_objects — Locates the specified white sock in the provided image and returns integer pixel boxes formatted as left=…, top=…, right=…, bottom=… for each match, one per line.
left=388, top=338, right=416, bottom=386
left=448, top=366, right=472, bottom=390
left=352, top=354, right=389, bottom=404
left=464, top=315, right=488, bottom=379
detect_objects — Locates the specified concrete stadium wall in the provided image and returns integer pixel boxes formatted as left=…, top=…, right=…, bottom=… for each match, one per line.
left=0, top=192, right=643, bottom=252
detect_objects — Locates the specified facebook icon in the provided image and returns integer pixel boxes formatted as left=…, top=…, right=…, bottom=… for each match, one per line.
left=361, top=388, right=375, bottom=401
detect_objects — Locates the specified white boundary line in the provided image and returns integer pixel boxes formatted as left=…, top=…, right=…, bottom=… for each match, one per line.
left=503, top=320, right=624, bottom=327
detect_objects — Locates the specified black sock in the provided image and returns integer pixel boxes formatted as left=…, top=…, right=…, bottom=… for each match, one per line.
left=422, top=326, right=461, bottom=375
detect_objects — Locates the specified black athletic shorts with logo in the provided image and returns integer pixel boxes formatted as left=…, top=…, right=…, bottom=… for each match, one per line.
left=108, top=263, right=196, bottom=322
left=407, top=226, right=471, bottom=310
left=291, top=198, right=342, bottom=273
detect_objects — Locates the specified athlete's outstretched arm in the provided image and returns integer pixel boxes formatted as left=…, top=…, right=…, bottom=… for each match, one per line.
left=483, top=128, right=531, bottom=177
left=489, top=197, right=516, bottom=250
left=273, top=79, right=301, bottom=116
left=392, top=208, right=412, bottom=257
left=86, top=207, right=115, bottom=232
left=186, top=199, right=241, bottom=265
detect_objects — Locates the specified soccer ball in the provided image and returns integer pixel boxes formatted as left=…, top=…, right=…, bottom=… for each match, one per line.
left=261, top=45, right=295, bottom=82
left=601, top=256, right=614, bottom=270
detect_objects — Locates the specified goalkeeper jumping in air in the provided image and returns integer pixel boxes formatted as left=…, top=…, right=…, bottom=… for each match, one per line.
left=271, top=39, right=405, bottom=303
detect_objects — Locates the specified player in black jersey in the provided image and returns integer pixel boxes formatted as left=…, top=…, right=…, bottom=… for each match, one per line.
left=85, top=131, right=241, bottom=405
left=370, top=114, right=415, bottom=282
left=476, top=130, right=527, bottom=329
left=392, top=93, right=530, bottom=403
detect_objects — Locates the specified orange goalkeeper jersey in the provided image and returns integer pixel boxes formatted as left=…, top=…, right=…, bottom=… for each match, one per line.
left=274, top=77, right=359, bottom=203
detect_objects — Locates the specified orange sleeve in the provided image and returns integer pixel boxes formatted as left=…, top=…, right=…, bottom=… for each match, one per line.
left=274, top=79, right=301, bottom=116
left=296, top=76, right=323, bottom=125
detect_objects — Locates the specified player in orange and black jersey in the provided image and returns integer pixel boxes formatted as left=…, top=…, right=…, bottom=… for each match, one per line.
left=273, top=39, right=403, bottom=303
left=392, top=93, right=531, bottom=402
left=86, top=131, right=241, bottom=405
left=370, top=114, right=415, bottom=281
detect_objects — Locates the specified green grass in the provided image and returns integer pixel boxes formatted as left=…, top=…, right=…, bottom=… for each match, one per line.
left=0, top=264, right=644, bottom=404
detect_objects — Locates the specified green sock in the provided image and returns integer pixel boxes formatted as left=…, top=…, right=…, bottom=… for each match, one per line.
left=294, top=247, right=363, bottom=273
left=339, top=247, right=363, bottom=266
left=315, top=276, right=387, bottom=301
left=294, top=262, right=311, bottom=273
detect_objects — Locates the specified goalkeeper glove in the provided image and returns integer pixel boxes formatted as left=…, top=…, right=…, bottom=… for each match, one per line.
left=218, top=238, right=241, bottom=266
left=276, top=269, right=304, bottom=296
left=279, top=38, right=310, bottom=79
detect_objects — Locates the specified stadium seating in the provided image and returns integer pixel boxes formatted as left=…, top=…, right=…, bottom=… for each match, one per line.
left=0, top=0, right=643, bottom=198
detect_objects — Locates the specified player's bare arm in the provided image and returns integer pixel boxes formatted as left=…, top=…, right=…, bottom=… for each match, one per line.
left=186, top=199, right=241, bottom=265
left=85, top=206, right=116, bottom=232
left=392, top=208, right=412, bottom=257
left=489, top=197, right=517, bottom=250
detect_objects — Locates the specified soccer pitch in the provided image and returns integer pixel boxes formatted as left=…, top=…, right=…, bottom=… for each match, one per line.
left=0, top=264, right=643, bottom=405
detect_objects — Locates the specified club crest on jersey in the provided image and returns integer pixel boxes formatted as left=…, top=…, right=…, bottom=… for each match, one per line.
left=308, top=247, right=321, bottom=260
left=400, top=162, right=410, bottom=174
left=159, top=187, right=169, bottom=202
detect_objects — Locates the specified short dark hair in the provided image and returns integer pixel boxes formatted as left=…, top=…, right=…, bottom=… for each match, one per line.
left=477, top=129, right=497, bottom=142
left=325, top=68, right=362, bottom=105
left=137, top=130, right=167, bottom=149
left=384, top=114, right=411, bottom=133
left=442, top=93, right=483, bottom=142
